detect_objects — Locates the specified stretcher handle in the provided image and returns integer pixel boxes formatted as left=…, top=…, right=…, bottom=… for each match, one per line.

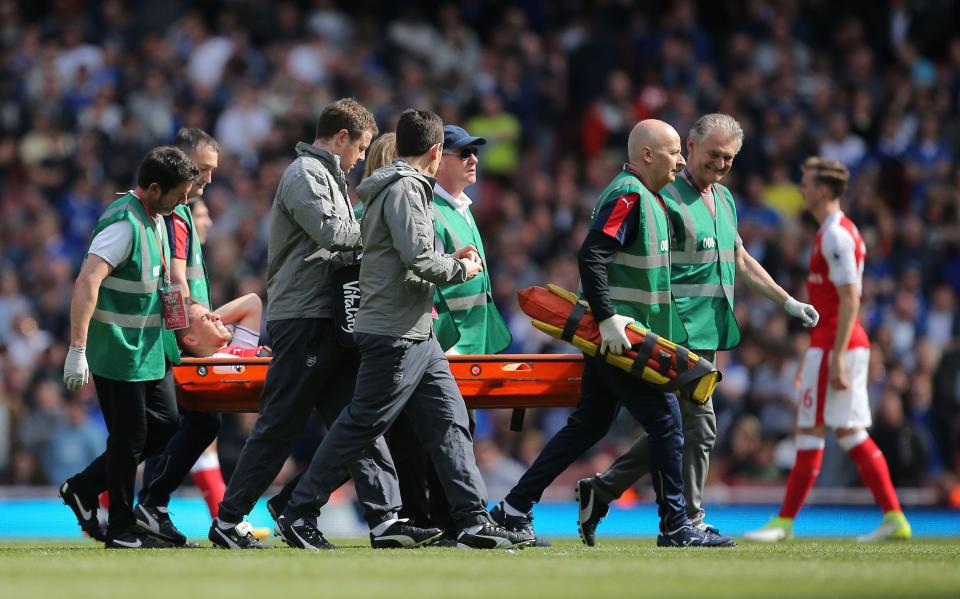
left=179, top=357, right=272, bottom=365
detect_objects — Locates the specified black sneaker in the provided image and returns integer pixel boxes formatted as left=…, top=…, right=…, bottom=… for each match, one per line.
left=208, top=520, right=269, bottom=549
left=266, top=495, right=284, bottom=523
left=431, top=535, right=460, bottom=548
left=490, top=501, right=550, bottom=546
left=105, top=529, right=174, bottom=549
left=657, top=523, right=737, bottom=547
left=576, top=478, right=609, bottom=547
left=59, top=480, right=105, bottom=542
left=275, top=513, right=336, bottom=551
left=457, top=521, right=536, bottom=549
left=134, top=504, right=192, bottom=546
left=370, top=520, right=443, bottom=549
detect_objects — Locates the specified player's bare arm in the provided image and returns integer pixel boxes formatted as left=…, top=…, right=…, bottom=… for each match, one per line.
left=212, top=293, right=263, bottom=331
left=830, top=283, right=859, bottom=390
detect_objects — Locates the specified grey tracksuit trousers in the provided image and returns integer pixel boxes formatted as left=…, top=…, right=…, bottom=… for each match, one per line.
left=217, top=319, right=400, bottom=528
left=287, top=332, right=490, bottom=529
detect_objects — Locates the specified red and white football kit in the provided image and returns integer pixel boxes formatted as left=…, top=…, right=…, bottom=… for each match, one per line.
left=796, top=210, right=871, bottom=429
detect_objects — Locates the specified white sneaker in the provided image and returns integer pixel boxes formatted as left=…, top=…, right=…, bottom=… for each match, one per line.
left=695, top=521, right=720, bottom=534
left=856, top=512, right=911, bottom=542
left=742, top=517, right=794, bottom=543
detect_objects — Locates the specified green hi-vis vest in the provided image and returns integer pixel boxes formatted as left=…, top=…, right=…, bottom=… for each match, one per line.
left=432, top=194, right=513, bottom=354
left=170, top=203, right=210, bottom=308
left=661, top=176, right=741, bottom=350
left=86, top=192, right=181, bottom=381
left=590, top=168, right=687, bottom=343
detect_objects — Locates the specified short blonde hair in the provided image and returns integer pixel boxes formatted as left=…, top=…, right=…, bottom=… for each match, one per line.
left=363, top=132, right=397, bottom=179
left=802, top=156, right=849, bottom=197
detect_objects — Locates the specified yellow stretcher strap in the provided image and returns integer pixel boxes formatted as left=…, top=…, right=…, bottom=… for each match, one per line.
left=530, top=319, right=721, bottom=404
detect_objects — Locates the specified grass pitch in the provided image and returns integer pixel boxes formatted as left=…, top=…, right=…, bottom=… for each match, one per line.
left=1, top=538, right=958, bottom=599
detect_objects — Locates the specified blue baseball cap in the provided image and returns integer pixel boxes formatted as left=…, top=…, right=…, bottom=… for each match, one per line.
left=443, top=125, right=486, bottom=150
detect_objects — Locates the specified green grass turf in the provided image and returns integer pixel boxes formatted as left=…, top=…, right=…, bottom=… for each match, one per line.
left=1, top=538, right=959, bottom=599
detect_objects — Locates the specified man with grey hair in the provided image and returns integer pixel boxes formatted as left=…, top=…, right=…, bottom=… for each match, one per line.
left=492, top=119, right=736, bottom=547
left=576, top=113, right=820, bottom=546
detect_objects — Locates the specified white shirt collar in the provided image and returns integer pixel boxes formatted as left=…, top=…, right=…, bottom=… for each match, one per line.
left=434, top=183, right=473, bottom=213
left=821, top=209, right=843, bottom=230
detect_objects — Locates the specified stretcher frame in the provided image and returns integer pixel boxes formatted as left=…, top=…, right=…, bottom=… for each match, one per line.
left=173, top=354, right=584, bottom=429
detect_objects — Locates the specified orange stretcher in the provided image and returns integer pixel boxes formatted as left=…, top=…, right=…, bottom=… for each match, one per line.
left=173, top=354, right=583, bottom=429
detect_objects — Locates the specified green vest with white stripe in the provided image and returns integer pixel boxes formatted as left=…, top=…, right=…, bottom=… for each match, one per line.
left=171, top=203, right=210, bottom=308
left=590, top=168, right=686, bottom=343
left=86, top=192, right=180, bottom=381
left=661, top=176, right=741, bottom=350
left=432, top=194, right=512, bottom=354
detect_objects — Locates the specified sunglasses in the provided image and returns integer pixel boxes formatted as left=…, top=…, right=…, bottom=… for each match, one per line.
left=443, top=147, right=479, bottom=160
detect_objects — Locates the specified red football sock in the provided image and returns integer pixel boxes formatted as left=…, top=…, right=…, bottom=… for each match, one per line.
left=779, top=448, right=823, bottom=519
left=847, top=436, right=901, bottom=514
left=191, top=467, right=226, bottom=518
left=98, top=491, right=110, bottom=509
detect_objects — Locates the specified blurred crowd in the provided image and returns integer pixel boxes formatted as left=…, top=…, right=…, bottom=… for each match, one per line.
left=0, top=0, right=959, bottom=507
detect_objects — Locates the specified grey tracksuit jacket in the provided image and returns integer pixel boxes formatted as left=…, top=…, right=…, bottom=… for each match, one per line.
left=355, top=160, right=468, bottom=339
left=266, top=142, right=361, bottom=322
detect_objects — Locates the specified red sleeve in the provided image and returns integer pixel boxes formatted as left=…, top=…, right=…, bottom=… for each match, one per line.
left=171, top=214, right=189, bottom=260
left=591, top=193, right=640, bottom=245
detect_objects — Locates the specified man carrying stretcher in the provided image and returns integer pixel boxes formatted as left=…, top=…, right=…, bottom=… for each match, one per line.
left=491, top=119, right=735, bottom=547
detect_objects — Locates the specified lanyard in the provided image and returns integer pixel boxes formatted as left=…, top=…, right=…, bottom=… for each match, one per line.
left=683, top=168, right=716, bottom=218
left=134, top=188, right=170, bottom=286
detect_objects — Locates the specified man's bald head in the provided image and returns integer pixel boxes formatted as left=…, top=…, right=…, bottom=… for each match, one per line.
left=627, top=120, right=685, bottom=190
left=628, top=119, right=679, bottom=162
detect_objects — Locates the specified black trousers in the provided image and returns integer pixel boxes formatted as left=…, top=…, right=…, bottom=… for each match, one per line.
left=218, top=318, right=399, bottom=526
left=504, top=355, right=688, bottom=532
left=286, top=333, right=488, bottom=530
left=139, top=409, right=221, bottom=508
left=69, top=370, right=179, bottom=533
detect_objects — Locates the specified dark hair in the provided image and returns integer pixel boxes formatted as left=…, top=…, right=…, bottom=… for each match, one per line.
left=395, top=109, right=443, bottom=157
left=173, top=127, right=220, bottom=154
left=315, top=98, right=377, bottom=141
left=137, top=146, right=200, bottom=194
left=802, top=156, right=849, bottom=198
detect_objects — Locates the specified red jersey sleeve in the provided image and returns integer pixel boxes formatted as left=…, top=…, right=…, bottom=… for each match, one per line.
left=171, top=214, right=190, bottom=260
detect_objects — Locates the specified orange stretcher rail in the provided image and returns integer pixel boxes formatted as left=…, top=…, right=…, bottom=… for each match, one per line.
left=173, top=354, right=584, bottom=413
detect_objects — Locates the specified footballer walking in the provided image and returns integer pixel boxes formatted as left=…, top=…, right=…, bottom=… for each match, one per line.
left=744, top=158, right=911, bottom=543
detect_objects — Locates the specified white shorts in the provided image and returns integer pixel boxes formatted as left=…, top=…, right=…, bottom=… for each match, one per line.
left=796, top=347, right=871, bottom=429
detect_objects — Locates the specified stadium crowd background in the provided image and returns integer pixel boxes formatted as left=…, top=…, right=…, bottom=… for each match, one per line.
left=0, top=0, right=959, bottom=508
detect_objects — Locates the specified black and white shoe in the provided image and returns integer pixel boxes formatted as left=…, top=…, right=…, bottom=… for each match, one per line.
left=490, top=501, right=550, bottom=546
left=208, top=520, right=269, bottom=549
left=135, top=504, right=192, bottom=546
left=457, top=522, right=536, bottom=549
left=576, top=478, right=609, bottom=547
left=105, top=529, right=174, bottom=549
left=275, top=514, right=335, bottom=551
left=266, top=495, right=284, bottom=523
left=370, top=520, right=443, bottom=549
left=656, top=523, right=736, bottom=547
left=58, top=480, right=105, bottom=542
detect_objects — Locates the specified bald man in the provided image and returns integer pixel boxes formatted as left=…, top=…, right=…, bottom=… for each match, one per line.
left=490, top=120, right=735, bottom=547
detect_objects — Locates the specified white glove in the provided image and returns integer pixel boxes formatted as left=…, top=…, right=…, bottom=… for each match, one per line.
left=784, top=297, right=819, bottom=328
left=63, top=346, right=90, bottom=391
left=598, top=314, right=634, bottom=355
